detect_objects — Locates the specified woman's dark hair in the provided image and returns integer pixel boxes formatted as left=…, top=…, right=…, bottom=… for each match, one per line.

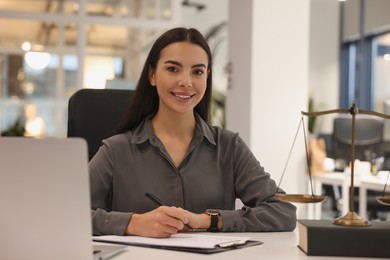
left=115, top=27, right=213, bottom=134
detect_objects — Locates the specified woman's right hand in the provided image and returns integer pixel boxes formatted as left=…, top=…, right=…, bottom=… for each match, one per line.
left=125, top=206, right=190, bottom=238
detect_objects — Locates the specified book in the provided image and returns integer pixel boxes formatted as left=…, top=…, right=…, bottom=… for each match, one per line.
left=93, top=233, right=263, bottom=254
left=298, top=219, right=390, bottom=258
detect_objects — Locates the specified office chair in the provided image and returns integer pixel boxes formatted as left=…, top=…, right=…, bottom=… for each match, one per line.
left=332, top=116, right=384, bottom=164
left=330, top=116, right=389, bottom=219
left=67, top=88, right=133, bottom=161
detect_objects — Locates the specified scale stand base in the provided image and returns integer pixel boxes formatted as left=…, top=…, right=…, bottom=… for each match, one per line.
left=333, top=211, right=371, bottom=227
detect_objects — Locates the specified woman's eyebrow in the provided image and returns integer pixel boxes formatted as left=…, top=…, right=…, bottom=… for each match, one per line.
left=164, top=60, right=182, bottom=66
left=192, top=63, right=207, bottom=69
left=164, top=60, right=207, bottom=68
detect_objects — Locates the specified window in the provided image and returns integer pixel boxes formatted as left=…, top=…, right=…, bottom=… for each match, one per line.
left=0, top=0, right=179, bottom=137
left=372, top=32, right=390, bottom=112
left=340, top=32, right=390, bottom=113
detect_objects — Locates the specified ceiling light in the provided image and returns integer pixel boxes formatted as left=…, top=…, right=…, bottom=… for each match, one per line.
left=25, top=52, right=51, bottom=70
left=21, top=41, right=31, bottom=51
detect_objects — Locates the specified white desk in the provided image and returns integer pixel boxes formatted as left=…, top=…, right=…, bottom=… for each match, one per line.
left=101, top=230, right=381, bottom=260
left=310, top=172, right=390, bottom=221
left=309, top=172, right=360, bottom=219
left=359, top=173, right=390, bottom=219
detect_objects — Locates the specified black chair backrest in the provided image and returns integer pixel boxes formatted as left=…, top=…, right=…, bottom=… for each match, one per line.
left=67, top=88, right=133, bottom=161
left=332, top=116, right=384, bottom=162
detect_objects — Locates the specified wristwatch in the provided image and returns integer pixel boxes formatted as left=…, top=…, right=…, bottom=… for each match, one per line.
left=205, top=209, right=220, bottom=232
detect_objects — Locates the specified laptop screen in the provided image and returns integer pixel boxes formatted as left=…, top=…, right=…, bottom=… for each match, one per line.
left=0, top=137, right=93, bottom=260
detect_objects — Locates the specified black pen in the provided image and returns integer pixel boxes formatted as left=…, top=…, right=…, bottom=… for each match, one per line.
left=145, top=192, right=193, bottom=231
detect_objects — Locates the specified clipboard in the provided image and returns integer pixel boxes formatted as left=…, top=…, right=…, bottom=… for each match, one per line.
left=93, top=234, right=263, bottom=254
left=119, top=240, right=263, bottom=254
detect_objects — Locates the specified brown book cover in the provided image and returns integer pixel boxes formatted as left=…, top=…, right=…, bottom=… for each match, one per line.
left=298, top=219, right=390, bottom=258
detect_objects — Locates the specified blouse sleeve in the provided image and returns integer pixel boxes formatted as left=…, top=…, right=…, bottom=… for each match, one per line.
left=89, top=139, right=132, bottom=235
left=220, top=134, right=297, bottom=232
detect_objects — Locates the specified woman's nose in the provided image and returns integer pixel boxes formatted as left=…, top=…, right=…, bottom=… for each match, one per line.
left=178, top=72, right=192, bottom=87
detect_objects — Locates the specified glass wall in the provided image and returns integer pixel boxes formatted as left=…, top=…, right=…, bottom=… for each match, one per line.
left=340, top=31, right=390, bottom=113
left=340, top=0, right=390, bottom=112
left=0, top=0, right=179, bottom=137
left=373, top=32, right=390, bottom=112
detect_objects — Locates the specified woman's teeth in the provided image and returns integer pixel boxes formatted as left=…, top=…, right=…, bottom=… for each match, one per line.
left=174, top=93, right=192, bottom=99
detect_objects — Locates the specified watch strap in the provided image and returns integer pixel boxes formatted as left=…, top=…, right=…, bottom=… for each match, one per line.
left=206, top=210, right=220, bottom=232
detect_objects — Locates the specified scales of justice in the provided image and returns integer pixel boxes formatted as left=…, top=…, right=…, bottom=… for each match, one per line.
left=276, top=103, right=390, bottom=227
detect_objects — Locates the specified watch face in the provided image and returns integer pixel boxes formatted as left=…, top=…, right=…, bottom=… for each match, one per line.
left=206, top=209, right=220, bottom=216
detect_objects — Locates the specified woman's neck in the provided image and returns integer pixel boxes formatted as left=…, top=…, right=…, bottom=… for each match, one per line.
left=152, top=110, right=196, bottom=138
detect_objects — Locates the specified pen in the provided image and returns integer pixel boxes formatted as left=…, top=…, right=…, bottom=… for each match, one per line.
left=145, top=192, right=193, bottom=231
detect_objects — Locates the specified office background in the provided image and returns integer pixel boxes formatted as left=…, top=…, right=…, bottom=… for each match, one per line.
left=1, top=0, right=390, bottom=219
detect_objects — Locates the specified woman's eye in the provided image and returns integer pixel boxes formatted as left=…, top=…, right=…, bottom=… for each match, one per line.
left=167, top=67, right=178, bottom=73
left=193, top=69, right=205, bottom=76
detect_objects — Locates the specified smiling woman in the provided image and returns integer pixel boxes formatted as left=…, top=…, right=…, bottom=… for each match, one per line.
left=89, top=27, right=297, bottom=239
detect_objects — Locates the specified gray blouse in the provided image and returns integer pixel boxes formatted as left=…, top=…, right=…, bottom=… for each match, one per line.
left=90, top=114, right=297, bottom=235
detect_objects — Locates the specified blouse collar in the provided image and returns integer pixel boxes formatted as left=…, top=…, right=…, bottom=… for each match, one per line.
left=131, top=113, right=216, bottom=146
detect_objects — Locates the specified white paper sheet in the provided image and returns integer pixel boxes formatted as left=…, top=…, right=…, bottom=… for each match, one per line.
left=93, top=233, right=251, bottom=249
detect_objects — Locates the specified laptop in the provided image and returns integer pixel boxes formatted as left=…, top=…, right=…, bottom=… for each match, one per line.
left=0, top=137, right=126, bottom=260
